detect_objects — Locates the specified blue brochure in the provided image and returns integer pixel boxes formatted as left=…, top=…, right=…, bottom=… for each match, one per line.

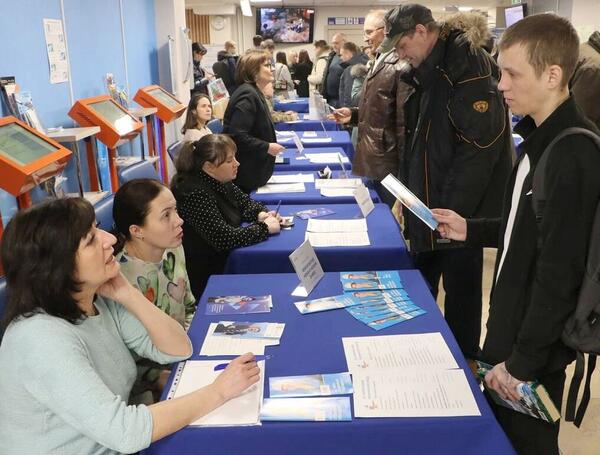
left=346, top=300, right=426, bottom=331
left=269, top=372, right=354, bottom=397
left=295, top=207, right=335, bottom=219
left=340, top=271, right=403, bottom=291
left=294, top=294, right=359, bottom=314
left=205, top=295, right=272, bottom=315
left=260, top=397, right=352, bottom=421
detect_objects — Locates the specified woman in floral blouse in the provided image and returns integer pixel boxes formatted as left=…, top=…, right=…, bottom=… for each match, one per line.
left=113, top=178, right=196, bottom=403
left=171, top=134, right=282, bottom=296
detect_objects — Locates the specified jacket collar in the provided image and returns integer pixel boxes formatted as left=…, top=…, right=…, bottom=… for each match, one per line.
left=514, top=96, right=579, bottom=164
left=368, top=50, right=399, bottom=80
left=589, top=31, right=600, bottom=54
left=198, top=170, right=229, bottom=195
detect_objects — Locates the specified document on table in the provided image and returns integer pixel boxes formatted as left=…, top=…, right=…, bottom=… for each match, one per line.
left=276, top=130, right=296, bottom=136
left=305, top=153, right=350, bottom=164
left=172, top=360, right=265, bottom=426
left=268, top=173, right=315, bottom=184
left=352, top=368, right=480, bottom=417
left=320, top=188, right=357, bottom=197
left=305, top=231, right=371, bottom=247
left=302, top=137, right=333, bottom=143
left=200, top=323, right=280, bottom=355
left=314, top=178, right=362, bottom=189
left=256, top=183, right=306, bottom=193
left=307, top=218, right=367, bottom=233
left=342, top=332, right=459, bottom=373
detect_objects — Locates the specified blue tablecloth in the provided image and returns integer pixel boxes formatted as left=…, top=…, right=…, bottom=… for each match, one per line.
left=225, top=203, right=412, bottom=273
left=274, top=97, right=309, bottom=113
left=143, top=271, right=515, bottom=455
left=251, top=171, right=377, bottom=206
left=275, top=119, right=339, bottom=131
left=274, top=147, right=352, bottom=172
left=278, top=130, right=354, bottom=160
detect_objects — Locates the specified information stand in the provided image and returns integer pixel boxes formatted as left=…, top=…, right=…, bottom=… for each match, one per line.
left=0, top=116, right=71, bottom=240
left=133, top=86, right=186, bottom=183
left=68, top=95, right=143, bottom=191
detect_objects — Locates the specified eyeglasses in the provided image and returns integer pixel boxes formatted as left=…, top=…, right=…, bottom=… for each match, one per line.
left=364, top=26, right=384, bottom=37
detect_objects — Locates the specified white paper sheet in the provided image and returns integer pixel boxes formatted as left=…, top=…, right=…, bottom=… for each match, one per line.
left=256, top=183, right=306, bottom=193
left=305, top=231, right=371, bottom=247
left=306, top=153, right=350, bottom=164
left=342, top=332, right=459, bottom=373
left=302, top=131, right=318, bottom=137
left=354, top=185, right=374, bottom=218
left=276, top=130, right=296, bottom=136
left=172, top=360, right=265, bottom=426
left=306, top=218, right=367, bottom=233
left=320, top=188, right=358, bottom=197
left=314, top=178, right=362, bottom=189
left=200, top=323, right=279, bottom=355
left=352, top=368, right=480, bottom=417
left=302, top=137, right=333, bottom=144
left=289, top=240, right=324, bottom=296
left=268, top=173, right=315, bottom=184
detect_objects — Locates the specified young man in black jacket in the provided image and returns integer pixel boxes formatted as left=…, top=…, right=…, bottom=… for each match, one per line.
left=383, top=4, right=513, bottom=361
left=433, top=14, right=600, bottom=454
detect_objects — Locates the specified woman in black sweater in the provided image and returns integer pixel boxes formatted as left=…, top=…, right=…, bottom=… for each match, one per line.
left=171, top=135, right=281, bottom=296
left=293, top=50, right=313, bottom=97
left=222, top=50, right=285, bottom=193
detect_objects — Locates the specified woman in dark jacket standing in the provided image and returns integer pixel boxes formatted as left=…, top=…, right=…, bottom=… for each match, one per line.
left=222, top=50, right=285, bottom=193
left=293, top=50, right=313, bottom=97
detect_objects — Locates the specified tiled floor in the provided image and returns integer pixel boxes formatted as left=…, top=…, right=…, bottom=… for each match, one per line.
left=436, top=248, right=599, bottom=454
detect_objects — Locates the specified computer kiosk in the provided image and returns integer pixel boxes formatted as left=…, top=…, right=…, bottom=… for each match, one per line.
left=0, top=116, right=72, bottom=238
left=68, top=95, right=143, bottom=191
left=133, top=85, right=186, bottom=183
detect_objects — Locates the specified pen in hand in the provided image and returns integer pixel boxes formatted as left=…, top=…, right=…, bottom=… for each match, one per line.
left=213, top=355, right=272, bottom=371
left=274, top=200, right=282, bottom=218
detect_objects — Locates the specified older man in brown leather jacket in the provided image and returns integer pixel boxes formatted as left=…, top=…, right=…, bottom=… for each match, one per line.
left=332, top=9, right=412, bottom=207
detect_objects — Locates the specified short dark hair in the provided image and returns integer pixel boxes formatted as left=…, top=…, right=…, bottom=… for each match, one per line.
left=342, top=42, right=359, bottom=55
left=314, top=40, right=328, bottom=49
left=499, top=13, right=579, bottom=88
left=235, top=49, right=271, bottom=86
left=172, top=134, right=237, bottom=185
left=260, top=39, right=275, bottom=51
left=253, top=35, right=263, bottom=47
left=192, top=42, right=207, bottom=55
left=113, top=179, right=167, bottom=252
left=181, top=94, right=212, bottom=134
left=1, top=198, right=96, bottom=329
left=275, top=51, right=288, bottom=66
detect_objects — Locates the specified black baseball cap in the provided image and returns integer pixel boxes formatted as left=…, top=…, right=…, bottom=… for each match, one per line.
left=378, top=4, right=435, bottom=53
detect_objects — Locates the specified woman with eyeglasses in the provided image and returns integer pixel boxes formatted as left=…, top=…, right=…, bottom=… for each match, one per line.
left=222, top=49, right=285, bottom=193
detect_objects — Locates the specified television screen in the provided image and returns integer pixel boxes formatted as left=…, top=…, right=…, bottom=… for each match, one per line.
left=257, top=8, right=315, bottom=44
left=505, top=4, right=527, bottom=27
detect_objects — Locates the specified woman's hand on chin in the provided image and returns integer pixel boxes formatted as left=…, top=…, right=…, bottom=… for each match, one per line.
left=97, top=272, right=137, bottom=304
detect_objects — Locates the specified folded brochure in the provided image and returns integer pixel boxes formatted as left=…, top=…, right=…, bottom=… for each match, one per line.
left=260, top=397, right=352, bottom=421
left=205, top=295, right=272, bottom=315
left=269, top=372, right=354, bottom=397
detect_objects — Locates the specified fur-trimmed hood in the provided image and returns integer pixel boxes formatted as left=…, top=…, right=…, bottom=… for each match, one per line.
left=351, top=63, right=368, bottom=78
left=443, top=12, right=491, bottom=48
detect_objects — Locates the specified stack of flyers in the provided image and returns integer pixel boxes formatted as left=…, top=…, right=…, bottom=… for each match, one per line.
left=340, top=271, right=403, bottom=291
left=212, top=321, right=285, bottom=339
left=205, top=295, right=272, bottom=315
left=260, top=397, right=352, bottom=421
left=269, top=372, right=354, bottom=397
left=295, top=207, right=335, bottom=219
left=345, top=299, right=426, bottom=331
left=294, top=294, right=359, bottom=314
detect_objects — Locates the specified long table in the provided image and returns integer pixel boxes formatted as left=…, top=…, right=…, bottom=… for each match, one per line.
left=251, top=171, right=378, bottom=206
left=144, top=271, right=515, bottom=455
left=274, top=97, right=309, bottom=113
left=275, top=118, right=339, bottom=131
left=278, top=130, right=354, bottom=161
left=275, top=147, right=351, bottom=172
left=224, top=203, right=412, bottom=274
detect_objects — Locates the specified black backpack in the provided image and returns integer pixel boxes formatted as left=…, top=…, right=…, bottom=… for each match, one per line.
left=532, top=127, right=600, bottom=428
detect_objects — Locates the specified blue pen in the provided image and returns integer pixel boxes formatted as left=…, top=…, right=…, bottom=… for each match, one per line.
left=213, top=355, right=272, bottom=371
left=274, top=200, right=282, bottom=218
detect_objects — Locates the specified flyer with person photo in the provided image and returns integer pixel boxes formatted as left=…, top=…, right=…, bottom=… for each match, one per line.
left=381, top=174, right=439, bottom=230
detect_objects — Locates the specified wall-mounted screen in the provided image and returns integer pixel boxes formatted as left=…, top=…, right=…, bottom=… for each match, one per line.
left=88, top=100, right=137, bottom=135
left=505, top=4, right=527, bottom=28
left=256, top=8, right=315, bottom=44
left=0, top=122, right=59, bottom=166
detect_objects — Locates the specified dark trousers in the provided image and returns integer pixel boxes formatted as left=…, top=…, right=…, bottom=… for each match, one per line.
left=414, top=248, right=483, bottom=358
left=487, top=369, right=565, bottom=455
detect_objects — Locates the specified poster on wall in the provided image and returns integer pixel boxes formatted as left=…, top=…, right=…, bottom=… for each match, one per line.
left=42, top=18, right=69, bottom=84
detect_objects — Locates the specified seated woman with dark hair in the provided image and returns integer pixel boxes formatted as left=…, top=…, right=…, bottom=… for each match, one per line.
left=171, top=134, right=281, bottom=296
left=113, top=178, right=196, bottom=404
left=181, top=94, right=213, bottom=142
left=0, top=198, right=260, bottom=454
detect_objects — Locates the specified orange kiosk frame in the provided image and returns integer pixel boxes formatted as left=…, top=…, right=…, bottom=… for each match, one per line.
left=133, top=85, right=186, bottom=183
left=0, top=116, right=72, bottom=240
left=68, top=95, right=143, bottom=191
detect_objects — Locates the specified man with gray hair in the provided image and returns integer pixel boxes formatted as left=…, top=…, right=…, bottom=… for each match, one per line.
left=320, top=33, right=347, bottom=107
left=332, top=10, right=411, bottom=207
